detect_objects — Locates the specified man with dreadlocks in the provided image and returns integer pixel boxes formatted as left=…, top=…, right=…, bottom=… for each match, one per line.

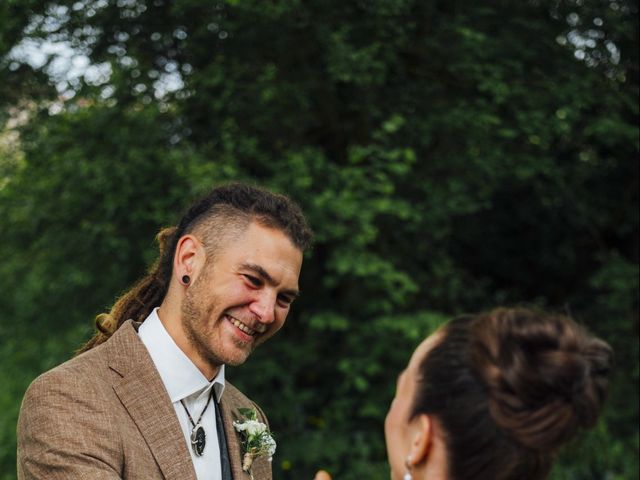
left=17, top=183, right=313, bottom=480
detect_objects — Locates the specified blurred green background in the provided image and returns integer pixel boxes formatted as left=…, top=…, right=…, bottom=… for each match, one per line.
left=0, top=1, right=637, bottom=479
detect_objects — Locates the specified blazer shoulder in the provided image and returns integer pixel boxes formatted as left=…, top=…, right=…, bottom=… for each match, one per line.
left=19, top=340, right=116, bottom=435
left=23, top=340, right=111, bottom=399
left=24, top=319, right=141, bottom=394
left=17, top=343, right=124, bottom=479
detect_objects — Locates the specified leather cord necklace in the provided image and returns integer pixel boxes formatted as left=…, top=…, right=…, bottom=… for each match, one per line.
left=180, top=389, right=214, bottom=456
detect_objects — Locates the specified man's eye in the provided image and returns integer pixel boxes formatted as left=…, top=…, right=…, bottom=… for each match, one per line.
left=277, top=295, right=294, bottom=306
left=243, top=275, right=261, bottom=287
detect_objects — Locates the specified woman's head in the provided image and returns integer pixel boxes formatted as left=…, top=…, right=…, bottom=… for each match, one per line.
left=385, top=307, right=612, bottom=480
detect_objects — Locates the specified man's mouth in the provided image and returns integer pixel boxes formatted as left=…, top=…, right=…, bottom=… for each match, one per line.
left=225, top=315, right=266, bottom=336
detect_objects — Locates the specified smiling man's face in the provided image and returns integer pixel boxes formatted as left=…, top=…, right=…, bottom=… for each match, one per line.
left=180, top=221, right=303, bottom=372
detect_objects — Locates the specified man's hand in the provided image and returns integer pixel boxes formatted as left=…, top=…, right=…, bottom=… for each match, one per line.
left=314, top=470, right=332, bottom=480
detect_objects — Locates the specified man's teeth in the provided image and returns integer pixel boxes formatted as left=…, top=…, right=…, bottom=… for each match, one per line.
left=229, top=317, right=261, bottom=336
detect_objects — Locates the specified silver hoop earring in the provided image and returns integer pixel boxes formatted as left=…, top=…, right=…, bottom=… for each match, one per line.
left=403, top=456, right=413, bottom=480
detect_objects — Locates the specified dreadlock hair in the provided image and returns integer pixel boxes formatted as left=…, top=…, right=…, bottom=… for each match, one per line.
left=77, top=183, right=313, bottom=354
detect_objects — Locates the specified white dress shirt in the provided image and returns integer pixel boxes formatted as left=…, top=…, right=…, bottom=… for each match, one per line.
left=139, top=308, right=226, bottom=480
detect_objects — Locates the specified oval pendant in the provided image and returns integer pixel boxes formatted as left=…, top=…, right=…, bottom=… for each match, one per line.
left=190, top=424, right=206, bottom=456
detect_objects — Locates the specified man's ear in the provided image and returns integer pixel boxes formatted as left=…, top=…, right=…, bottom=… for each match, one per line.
left=173, top=235, right=202, bottom=281
left=407, top=414, right=432, bottom=467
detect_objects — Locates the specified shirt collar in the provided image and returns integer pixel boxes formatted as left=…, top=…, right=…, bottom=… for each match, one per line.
left=138, top=307, right=225, bottom=403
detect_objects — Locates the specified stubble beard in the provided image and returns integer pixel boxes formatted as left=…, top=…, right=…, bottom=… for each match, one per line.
left=181, top=280, right=253, bottom=369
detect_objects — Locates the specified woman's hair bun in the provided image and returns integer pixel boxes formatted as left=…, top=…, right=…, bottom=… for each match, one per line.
left=469, top=308, right=613, bottom=452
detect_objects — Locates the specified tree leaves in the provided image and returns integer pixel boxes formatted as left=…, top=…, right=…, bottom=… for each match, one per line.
left=1, top=1, right=637, bottom=479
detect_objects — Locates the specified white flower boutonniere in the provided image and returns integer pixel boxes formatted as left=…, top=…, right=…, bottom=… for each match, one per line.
left=233, top=408, right=276, bottom=479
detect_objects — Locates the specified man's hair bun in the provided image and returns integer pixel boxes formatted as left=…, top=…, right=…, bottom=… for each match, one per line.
left=469, top=308, right=613, bottom=452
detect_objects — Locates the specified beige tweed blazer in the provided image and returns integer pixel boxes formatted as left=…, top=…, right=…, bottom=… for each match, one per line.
left=17, top=320, right=273, bottom=480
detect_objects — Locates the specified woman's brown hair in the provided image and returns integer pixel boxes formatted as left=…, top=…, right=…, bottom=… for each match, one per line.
left=411, top=307, right=612, bottom=480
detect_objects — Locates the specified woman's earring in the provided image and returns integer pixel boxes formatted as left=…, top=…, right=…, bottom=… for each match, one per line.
left=403, top=456, right=413, bottom=480
left=181, top=275, right=190, bottom=285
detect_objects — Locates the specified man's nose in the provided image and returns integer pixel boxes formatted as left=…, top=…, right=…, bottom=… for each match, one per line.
left=250, top=291, right=276, bottom=324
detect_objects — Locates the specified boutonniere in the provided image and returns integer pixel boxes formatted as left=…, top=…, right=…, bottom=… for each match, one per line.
left=233, top=408, right=276, bottom=478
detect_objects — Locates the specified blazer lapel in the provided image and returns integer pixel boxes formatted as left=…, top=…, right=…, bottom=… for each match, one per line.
left=108, top=321, right=197, bottom=480
left=220, top=387, right=272, bottom=480
left=219, top=395, right=250, bottom=479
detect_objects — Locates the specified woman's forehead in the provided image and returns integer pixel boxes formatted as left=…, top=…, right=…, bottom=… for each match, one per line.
left=409, top=330, right=444, bottom=370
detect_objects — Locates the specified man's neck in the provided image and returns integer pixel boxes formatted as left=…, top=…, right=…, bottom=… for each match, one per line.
left=156, top=303, right=221, bottom=380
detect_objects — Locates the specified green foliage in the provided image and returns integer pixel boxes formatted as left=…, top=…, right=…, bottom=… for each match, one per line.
left=1, top=0, right=637, bottom=479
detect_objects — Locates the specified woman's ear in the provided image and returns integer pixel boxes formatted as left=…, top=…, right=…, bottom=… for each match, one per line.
left=407, top=414, right=432, bottom=467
